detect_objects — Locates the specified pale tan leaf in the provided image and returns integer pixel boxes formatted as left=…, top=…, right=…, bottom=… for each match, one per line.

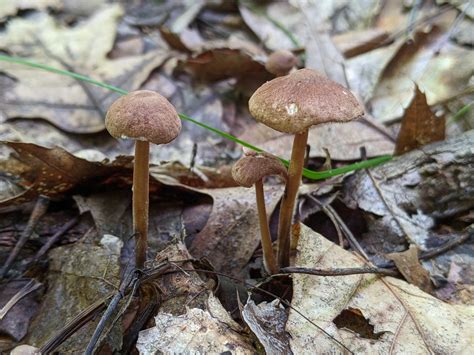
left=287, top=224, right=474, bottom=354
left=137, top=296, right=254, bottom=355
left=0, top=0, right=61, bottom=20
left=239, top=121, right=394, bottom=161
left=242, top=299, right=292, bottom=355
left=0, top=6, right=169, bottom=133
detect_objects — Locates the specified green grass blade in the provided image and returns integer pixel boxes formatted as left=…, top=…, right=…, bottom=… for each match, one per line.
left=452, top=102, right=472, bottom=122
left=0, top=54, right=392, bottom=180
left=0, top=54, right=128, bottom=95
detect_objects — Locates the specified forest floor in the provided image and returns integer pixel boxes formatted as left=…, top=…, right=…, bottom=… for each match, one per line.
left=0, top=0, right=473, bottom=354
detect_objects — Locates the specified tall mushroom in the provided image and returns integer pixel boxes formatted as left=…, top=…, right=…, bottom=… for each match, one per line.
left=232, top=151, right=288, bottom=275
left=265, top=49, right=298, bottom=77
left=106, top=90, right=181, bottom=268
left=249, top=69, right=364, bottom=267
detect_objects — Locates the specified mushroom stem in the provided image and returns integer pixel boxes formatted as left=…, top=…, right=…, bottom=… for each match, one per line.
left=277, top=129, right=309, bottom=267
left=133, top=140, right=150, bottom=269
left=255, top=179, right=279, bottom=275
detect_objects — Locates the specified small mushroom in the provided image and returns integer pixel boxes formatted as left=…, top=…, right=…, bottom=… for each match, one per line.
left=106, top=90, right=181, bottom=268
left=249, top=69, right=364, bottom=267
left=232, top=151, right=287, bottom=274
left=265, top=50, right=298, bottom=77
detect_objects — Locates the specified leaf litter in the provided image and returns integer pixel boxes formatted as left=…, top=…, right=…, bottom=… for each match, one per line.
left=0, top=0, right=473, bottom=353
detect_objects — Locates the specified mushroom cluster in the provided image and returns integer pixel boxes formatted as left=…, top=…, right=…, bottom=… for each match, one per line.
left=106, top=90, right=181, bottom=269
left=248, top=68, right=364, bottom=267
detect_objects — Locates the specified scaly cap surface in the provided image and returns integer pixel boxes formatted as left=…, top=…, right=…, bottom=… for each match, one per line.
left=105, top=90, right=181, bottom=144
left=249, top=69, right=364, bottom=134
left=232, top=152, right=288, bottom=187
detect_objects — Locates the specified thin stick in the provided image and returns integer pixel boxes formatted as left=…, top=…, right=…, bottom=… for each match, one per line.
left=0, top=195, right=50, bottom=278
left=22, top=216, right=79, bottom=268
left=280, top=266, right=398, bottom=277
left=85, top=269, right=139, bottom=355
left=307, top=195, right=369, bottom=260
left=277, top=130, right=309, bottom=267
left=0, top=279, right=42, bottom=319
left=255, top=180, right=279, bottom=274
left=133, top=141, right=150, bottom=269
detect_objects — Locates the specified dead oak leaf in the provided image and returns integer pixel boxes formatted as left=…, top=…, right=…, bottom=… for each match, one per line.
left=0, top=5, right=169, bottom=133
left=394, top=85, right=445, bottom=155
left=387, top=244, right=434, bottom=294
left=179, top=45, right=267, bottom=82
left=188, top=185, right=283, bottom=278
left=287, top=224, right=474, bottom=354
left=0, top=142, right=121, bottom=206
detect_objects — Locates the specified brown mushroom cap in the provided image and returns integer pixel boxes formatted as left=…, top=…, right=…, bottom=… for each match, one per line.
left=248, top=68, right=364, bottom=134
left=232, top=152, right=288, bottom=187
left=265, top=50, right=297, bottom=76
left=105, top=90, right=181, bottom=145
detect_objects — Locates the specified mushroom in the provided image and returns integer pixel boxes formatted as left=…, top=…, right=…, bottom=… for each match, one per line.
left=265, top=50, right=298, bottom=77
left=106, top=90, right=181, bottom=268
left=248, top=68, right=364, bottom=267
left=232, top=151, right=288, bottom=274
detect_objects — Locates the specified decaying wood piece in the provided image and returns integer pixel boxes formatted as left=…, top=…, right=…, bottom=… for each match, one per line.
left=342, top=130, right=473, bottom=251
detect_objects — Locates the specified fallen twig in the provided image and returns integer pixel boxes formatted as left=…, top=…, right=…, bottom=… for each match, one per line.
left=0, top=195, right=50, bottom=278
left=306, top=194, right=370, bottom=260
left=0, top=279, right=42, bottom=319
left=85, top=268, right=141, bottom=355
left=279, top=266, right=398, bottom=277
left=22, top=216, right=79, bottom=268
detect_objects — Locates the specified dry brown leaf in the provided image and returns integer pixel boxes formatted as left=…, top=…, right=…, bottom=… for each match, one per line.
left=395, top=85, right=445, bottom=155
left=333, top=28, right=390, bottom=58
left=0, top=138, right=240, bottom=207
left=387, top=245, right=434, bottom=293
left=180, top=47, right=267, bottom=82
left=287, top=224, right=474, bottom=353
left=239, top=121, right=394, bottom=161
left=0, top=142, right=118, bottom=205
left=0, top=5, right=169, bottom=133
left=188, top=185, right=283, bottom=277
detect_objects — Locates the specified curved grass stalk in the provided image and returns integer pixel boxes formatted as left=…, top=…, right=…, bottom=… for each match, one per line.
left=0, top=54, right=392, bottom=180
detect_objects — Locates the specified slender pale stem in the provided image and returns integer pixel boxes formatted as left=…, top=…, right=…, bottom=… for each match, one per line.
left=255, top=180, right=279, bottom=275
left=277, top=130, right=309, bottom=267
left=133, top=140, right=150, bottom=269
